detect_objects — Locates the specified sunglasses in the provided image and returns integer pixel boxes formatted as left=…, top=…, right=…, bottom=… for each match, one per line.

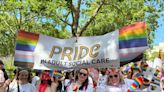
left=109, top=74, right=118, bottom=79
left=79, top=72, right=87, bottom=77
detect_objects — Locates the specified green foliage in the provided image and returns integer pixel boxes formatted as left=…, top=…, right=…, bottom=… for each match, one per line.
left=0, top=0, right=71, bottom=56
left=0, top=0, right=163, bottom=57
left=145, top=51, right=159, bottom=61
left=144, top=49, right=164, bottom=61
left=2, top=57, right=15, bottom=79
left=84, top=0, right=162, bottom=39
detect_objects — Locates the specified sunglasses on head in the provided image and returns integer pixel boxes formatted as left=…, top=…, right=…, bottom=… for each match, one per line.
left=109, top=74, right=118, bottom=79
left=79, top=72, right=87, bottom=76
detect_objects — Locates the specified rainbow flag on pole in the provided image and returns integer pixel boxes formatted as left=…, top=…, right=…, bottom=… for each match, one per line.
left=14, top=30, right=39, bottom=68
left=119, top=22, right=147, bottom=65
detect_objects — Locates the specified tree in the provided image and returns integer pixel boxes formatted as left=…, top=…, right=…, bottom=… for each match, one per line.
left=0, top=0, right=163, bottom=56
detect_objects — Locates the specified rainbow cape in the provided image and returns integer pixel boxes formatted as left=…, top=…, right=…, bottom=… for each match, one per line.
left=119, top=22, right=147, bottom=65
left=14, top=30, right=39, bottom=68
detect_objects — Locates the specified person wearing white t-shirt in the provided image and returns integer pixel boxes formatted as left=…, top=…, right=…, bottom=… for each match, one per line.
left=32, top=70, right=40, bottom=87
left=63, top=71, right=74, bottom=91
left=66, top=68, right=93, bottom=92
left=104, top=68, right=138, bottom=92
left=96, top=68, right=108, bottom=92
left=6, top=69, right=36, bottom=92
left=7, top=82, right=36, bottom=92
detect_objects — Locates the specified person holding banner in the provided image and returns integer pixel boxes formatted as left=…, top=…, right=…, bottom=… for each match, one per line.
left=66, top=68, right=93, bottom=92
left=7, top=69, right=36, bottom=92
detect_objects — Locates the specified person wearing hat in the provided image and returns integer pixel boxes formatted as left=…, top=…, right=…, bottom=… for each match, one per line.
left=0, top=60, right=10, bottom=92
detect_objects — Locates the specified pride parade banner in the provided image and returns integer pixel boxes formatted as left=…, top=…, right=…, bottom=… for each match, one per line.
left=14, top=21, right=147, bottom=70
left=14, top=30, right=119, bottom=70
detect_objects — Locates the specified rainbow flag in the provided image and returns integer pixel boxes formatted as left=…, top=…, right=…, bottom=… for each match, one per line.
left=154, top=69, right=160, bottom=76
left=14, top=30, right=39, bottom=68
left=141, top=64, right=148, bottom=71
left=153, top=76, right=160, bottom=82
left=143, top=78, right=150, bottom=86
left=127, top=76, right=144, bottom=92
left=119, top=22, right=147, bottom=65
left=53, top=71, right=63, bottom=79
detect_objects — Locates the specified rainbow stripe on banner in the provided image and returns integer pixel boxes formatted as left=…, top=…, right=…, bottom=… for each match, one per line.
left=119, top=22, right=147, bottom=65
left=14, top=30, right=39, bottom=68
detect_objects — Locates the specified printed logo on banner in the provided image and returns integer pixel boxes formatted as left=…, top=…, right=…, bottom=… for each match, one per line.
left=33, top=31, right=120, bottom=70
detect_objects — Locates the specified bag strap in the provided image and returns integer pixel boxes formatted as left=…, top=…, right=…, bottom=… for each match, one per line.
left=7, top=85, right=9, bottom=92
left=17, top=81, right=20, bottom=92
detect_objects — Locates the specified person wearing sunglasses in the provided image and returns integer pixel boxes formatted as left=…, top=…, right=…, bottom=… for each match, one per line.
left=66, top=68, right=93, bottom=92
left=105, top=68, right=134, bottom=92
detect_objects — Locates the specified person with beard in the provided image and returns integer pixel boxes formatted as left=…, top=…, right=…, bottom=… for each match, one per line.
left=96, top=68, right=108, bottom=92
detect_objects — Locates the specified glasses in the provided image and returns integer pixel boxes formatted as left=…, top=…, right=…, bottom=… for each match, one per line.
left=109, top=74, right=118, bottom=79
left=79, top=72, right=87, bottom=77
